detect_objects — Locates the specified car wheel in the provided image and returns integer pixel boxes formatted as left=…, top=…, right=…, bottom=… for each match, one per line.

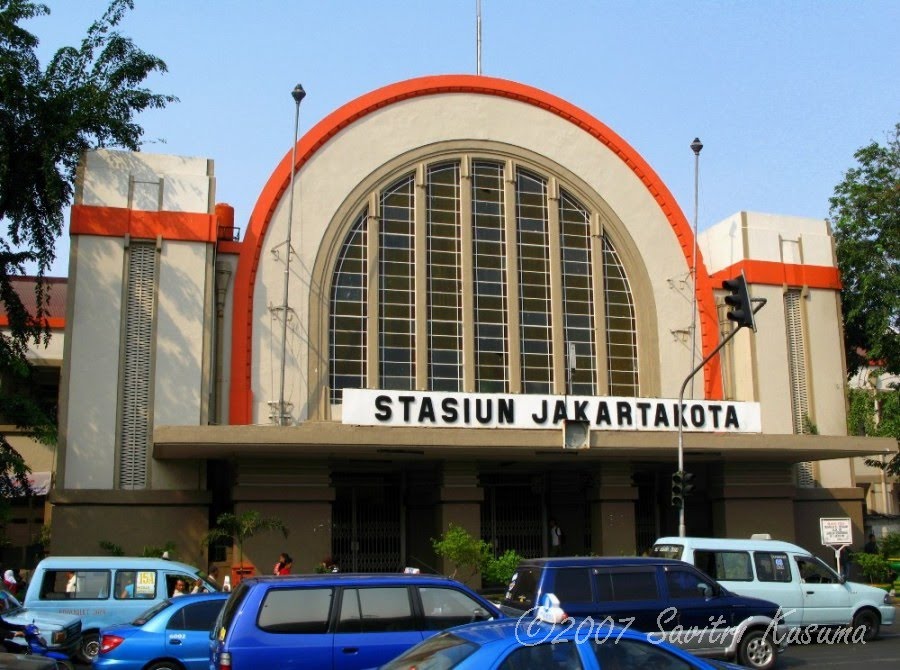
left=852, top=609, right=880, bottom=641
left=738, top=629, right=776, bottom=670
left=146, top=662, right=185, bottom=670
left=76, top=631, right=100, bottom=664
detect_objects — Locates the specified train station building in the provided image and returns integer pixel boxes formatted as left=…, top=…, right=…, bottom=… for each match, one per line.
left=41, top=75, right=896, bottom=575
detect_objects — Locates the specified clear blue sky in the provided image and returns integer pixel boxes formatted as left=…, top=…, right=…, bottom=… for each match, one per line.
left=28, top=0, right=900, bottom=276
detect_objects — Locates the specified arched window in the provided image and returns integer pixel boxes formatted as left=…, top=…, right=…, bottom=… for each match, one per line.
left=328, top=155, right=637, bottom=404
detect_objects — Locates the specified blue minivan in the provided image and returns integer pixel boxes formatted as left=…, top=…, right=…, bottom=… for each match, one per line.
left=22, top=556, right=217, bottom=663
left=210, top=573, right=503, bottom=670
left=501, top=556, right=788, bottom=670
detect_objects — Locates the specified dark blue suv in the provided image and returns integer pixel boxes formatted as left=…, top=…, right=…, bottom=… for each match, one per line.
left=501, top=557, right=788, bottom=670
left=209, top=573, right=503, bottom=670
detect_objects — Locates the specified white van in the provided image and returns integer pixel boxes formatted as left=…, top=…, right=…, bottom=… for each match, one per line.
left=651, top=536, right=895, bottom=641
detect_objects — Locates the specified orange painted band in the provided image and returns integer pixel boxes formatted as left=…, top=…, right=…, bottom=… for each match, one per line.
left=229, top=75, right=722, bottom=424
left=710, top=260, right=842, bottom=290
left=71, top=205, right=218, bottom=243
left=0, top=315, right=64, bottom=329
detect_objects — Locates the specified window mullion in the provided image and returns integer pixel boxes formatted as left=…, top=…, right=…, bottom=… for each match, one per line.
left=459, top=156, right=475, bottom=392
left=504, top=160, right=521, bottom=393
left=547, top=177, right=565, bottom=394
left=592, top=213, right=608, bottom=395
left=414, top=164, right=427, bottom=390
left=366, top=192, right=380, bottom=387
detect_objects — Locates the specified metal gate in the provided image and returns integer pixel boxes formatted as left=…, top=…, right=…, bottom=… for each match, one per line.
left=332, top=480, right=402, bottom=572
left=481, top=477, right=544, bottom=559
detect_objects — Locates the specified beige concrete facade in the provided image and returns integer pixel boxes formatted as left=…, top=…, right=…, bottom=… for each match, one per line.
left=42, top=76, right=895, bottom=578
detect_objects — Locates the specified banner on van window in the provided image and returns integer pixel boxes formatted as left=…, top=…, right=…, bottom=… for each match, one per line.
left=341, top=390, right=762, bottom=433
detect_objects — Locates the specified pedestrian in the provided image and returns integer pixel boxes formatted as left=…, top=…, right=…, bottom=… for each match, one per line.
left=274, top=553, right=293, bottom=576
left=549, top=519, right=563, bottom=557
left=2, top=571, right=17, bottom=596
left=207, top=564, right=219, bottom=586
left=863, top=533, right=878, bottom=554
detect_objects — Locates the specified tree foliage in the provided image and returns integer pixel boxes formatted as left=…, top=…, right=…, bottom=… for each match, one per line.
left=202, top=511, right=288, bottom=570
left=829, top=122, right=900, bottom=377
left=831, top=122, right=900, bottom=475
left=0, top=1, right=176, bottom=497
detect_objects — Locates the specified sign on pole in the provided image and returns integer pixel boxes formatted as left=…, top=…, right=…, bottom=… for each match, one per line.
left=819, top=517, right=852, bottom=546
left=820, top=517, right=853, bottom=579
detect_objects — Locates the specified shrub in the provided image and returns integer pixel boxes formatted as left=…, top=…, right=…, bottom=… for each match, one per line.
left=854, top=552, right=893, bottom=584
left=878, top=531, right=900, bottom=559
left=432, top=524, right=491, bottom=581
left=482, top=549, right=522, bottom=587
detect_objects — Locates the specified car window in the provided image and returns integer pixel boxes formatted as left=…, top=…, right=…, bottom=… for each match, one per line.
left=116, top=570, right=157, bottom=599
left=552, top=568, right=593, bottom=604
left=39, top=569, right=111, bottom=600
left=216, top=582, right=249, bottom=640
left=795, top=556, right=839, bottom=584
left=169, top=600, right=226, bottom=631
left=338, top=587, right=414, bottom=633
left=694, top=550, right=753, bottom=581
left=381, top=632, right=479, bottom=670
left=258, top=587, right=333, bottom=633
left=665, top=568, right=715, bottom=599
left=597, top=570, right=658, bottom=601
left=498, top=640, right=582, bottom=670
left=592, top=637, right=691, bottom=670
left=503, top=567, right=539, bottom=611
left=419, top=586, right=492, bottom=631
left=132, top=599, right=172, bottom=625
left=754, top=552, right=792, bottom=582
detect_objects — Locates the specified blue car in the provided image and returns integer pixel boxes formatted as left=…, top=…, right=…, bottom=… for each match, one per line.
left=380, top=596, right=747, bottom=670
left=95, top=592, right=228, bottom=670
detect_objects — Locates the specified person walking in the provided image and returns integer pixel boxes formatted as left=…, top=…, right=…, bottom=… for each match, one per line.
left=549, top=519, right=563, bottom=557
left=863, top=533, right=878, bottom=554
left=274, top=553, right=293, bottom=575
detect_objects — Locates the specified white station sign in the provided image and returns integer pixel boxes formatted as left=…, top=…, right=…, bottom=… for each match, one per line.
left=342, top=390, right=761, bottom=433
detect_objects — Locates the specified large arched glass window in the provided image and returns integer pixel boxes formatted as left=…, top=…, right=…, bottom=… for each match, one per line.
left=328, top=155, right=637, bottom=404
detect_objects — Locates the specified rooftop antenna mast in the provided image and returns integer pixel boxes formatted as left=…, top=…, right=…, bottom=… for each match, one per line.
left=476, top=0, right=482, bottom=75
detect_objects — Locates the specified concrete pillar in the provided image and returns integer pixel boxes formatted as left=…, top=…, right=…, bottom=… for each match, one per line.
left=435, top=462, right=484, bottom=588
left=231, top=460, right=334, bottom=579
left=590, top=463, right=638, bottom=555
left=709, top=463, right=796, bottom=540
left=793, top=487, right=865, bottom=565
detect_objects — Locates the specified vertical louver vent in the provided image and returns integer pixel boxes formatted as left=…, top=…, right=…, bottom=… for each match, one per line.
left=119, top=242, right=156, bottom=489
left=784, top=289, right=814, bottom=487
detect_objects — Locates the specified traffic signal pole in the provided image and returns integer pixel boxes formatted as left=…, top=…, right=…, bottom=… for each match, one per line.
left=677, top=284, right=766, bottom=537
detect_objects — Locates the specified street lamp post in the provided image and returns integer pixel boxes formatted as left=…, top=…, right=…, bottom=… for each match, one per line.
left=277, top=83, right=306, bottom=426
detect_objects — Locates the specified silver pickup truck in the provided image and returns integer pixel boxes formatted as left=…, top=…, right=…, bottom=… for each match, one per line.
left=1, top=587, right=82, bottom=659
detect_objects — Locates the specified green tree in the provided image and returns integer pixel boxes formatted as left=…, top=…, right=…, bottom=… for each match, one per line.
left=202, top=511, right=288, bottom=571
left=0, top=1, right=175, bottom=503
left=831, top=122, right=900, bottom=475
left=830, top=122, right=899, bottom=377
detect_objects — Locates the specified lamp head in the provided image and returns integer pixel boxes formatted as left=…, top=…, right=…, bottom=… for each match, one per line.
left=292, top=84, right=306, bottom=104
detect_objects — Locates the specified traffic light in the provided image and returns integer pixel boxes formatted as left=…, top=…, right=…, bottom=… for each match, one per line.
left=671, top=471, right=695, bottom=508
left=722, top=272, right=756, bottom=331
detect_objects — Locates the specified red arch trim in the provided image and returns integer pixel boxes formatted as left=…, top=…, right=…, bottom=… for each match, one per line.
left=229, top=75, right=721, bottom=424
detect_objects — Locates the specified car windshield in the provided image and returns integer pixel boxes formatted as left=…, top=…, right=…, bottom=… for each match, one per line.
left=132, top=599, right=173, bottom=625
left=502, top=567, right=539, bottom=611
left=0, top=588, right=22, bottom=613
left=381, top=632, right=479, bottom=670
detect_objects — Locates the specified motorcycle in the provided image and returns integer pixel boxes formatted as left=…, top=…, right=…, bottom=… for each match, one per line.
left=21, top=623, right=75, bottom=670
